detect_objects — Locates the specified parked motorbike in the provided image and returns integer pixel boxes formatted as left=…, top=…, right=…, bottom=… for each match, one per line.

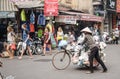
left=16, top=37, right=43, bottom=56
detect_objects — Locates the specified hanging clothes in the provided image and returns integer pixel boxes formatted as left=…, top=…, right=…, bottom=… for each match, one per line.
left=37, top=13, right=45, bottom=25
left=21, top=9, right=26, bottom=21
left=46, top=23, right=55, bottom=33
left=30, top=11, right=35, bottom=24
left=30, top=23, right=35, bottom=32
left=38, top=28, right=43, bottom=38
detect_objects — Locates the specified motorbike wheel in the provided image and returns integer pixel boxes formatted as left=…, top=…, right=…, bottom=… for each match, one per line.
left=16, top=46, right=22, bottom=56
left=34, top=46, right=43, bottom=55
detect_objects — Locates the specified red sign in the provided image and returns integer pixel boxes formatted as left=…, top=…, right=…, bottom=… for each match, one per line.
left=44, top=0, right=58, bottom=16
left=117, top=0, right=120, bottom=13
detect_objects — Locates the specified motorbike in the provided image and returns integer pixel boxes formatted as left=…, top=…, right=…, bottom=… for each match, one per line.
left=16, top=37, right=43, bottom=56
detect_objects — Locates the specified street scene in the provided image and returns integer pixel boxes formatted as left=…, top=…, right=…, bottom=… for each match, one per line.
left=0, top=44, right=120, bottom=79
left=0, top=0, right=120, bottom=79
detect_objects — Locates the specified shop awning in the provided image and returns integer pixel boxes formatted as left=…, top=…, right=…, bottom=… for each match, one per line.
left=59, top=11, right=104, bottom=22
left=11, top=0, right=43, bottom=8
left=0, top=0, right=18, bottom=11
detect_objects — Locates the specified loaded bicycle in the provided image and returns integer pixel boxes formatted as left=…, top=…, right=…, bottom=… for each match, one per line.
left=52, top=34, right=106, bottom=70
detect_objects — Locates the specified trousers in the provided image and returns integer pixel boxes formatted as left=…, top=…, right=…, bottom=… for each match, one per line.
left=89, top=46, right=107, bottom=73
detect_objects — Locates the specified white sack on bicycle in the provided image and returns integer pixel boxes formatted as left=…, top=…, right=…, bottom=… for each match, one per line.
left=58, top=40, right=68, bottom=47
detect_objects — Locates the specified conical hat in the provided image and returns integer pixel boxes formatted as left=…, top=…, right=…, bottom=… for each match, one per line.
left=81, top=27, right=92, bottom=33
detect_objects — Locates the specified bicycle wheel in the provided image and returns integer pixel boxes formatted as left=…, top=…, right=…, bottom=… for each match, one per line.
left=52, top=51, right=71, bottom=70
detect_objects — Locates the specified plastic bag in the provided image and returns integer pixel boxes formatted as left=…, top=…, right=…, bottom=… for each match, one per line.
left=58, top=40, right=68, bottom=47
left=51, top=34, right=57, bottom=48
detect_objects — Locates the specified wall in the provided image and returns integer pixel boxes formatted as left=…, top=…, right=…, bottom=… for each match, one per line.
left=59, top=0, right=93, bottom=14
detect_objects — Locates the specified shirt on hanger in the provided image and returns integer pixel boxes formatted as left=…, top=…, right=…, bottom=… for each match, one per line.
left=30, top=11, right=35, bottom=24
left=37, top=13, right=45, bottom=25
left=21, top=9, right=26, bottom=21
left=30, top=23, right=35, bottom=32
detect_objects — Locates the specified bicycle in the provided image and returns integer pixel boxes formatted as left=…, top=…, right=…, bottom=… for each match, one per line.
left=52, top=45, right=81, bottom=70
left=52, top=44, right=100, bottom=70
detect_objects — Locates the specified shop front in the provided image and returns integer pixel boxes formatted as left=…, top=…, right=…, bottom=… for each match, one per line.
left=55, top=11, right=103, bottom=36
left=10, top=0, right=47, bottom=39
left=106, top=0, right=120, bottom=33
left=0, top=0, right=18, bottom=42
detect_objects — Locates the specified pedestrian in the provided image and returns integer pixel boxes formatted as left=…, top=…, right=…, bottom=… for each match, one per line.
left=93, top=24, right=100, bottom=36
left=42, top=27, right=52, bottom=56
left=81, top=27, right=107, bottom=74
left=18, top=23, right=33, bottom=59
left=113, top=28, right=119, bottom=44
left=57, top=27, right=64, bottom=51
left=57, top=27, right=64, bottom=44
left=68, top=31, right=75, bottom=43
left=6, top=26, right=16, bottom=59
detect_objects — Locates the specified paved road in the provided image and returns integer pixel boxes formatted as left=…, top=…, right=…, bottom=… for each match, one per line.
left=0, top=44, right=120, bottom=79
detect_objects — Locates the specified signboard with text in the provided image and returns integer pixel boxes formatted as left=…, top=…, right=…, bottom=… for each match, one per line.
left=55, top=15, right=103, bottom=23
left=55, top=15, right=77, bottom=24
left=44, top=0, right=58, bottom=16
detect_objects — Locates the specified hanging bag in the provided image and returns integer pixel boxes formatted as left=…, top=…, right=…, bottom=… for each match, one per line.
left=50, top=33, right=57, bottom=48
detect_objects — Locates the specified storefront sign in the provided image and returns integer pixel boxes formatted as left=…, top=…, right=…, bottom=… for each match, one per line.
left=55, top=15, right=77, bottom=24
left=55, top=14, right=103, bottom=23
left=116, top=0, right=120, bottom=13
left=80, top=14, right=103, bottom=22
left=59, top=11, right=104, bottom=22
left=0, top=12, right=15, bottom=18
left=44, top=0, right=58, bottom=16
